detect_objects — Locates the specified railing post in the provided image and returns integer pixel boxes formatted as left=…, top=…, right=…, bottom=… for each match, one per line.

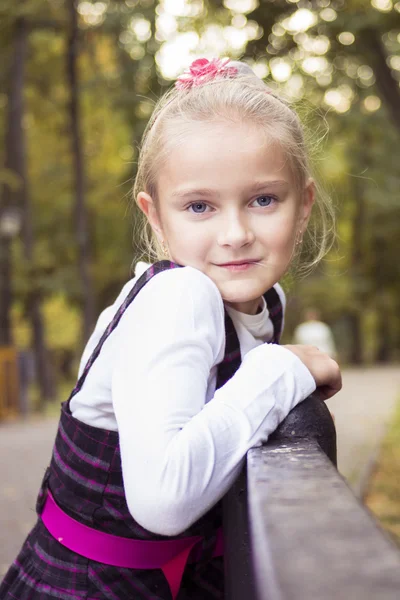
left=223, top=465, right=257, bottom=600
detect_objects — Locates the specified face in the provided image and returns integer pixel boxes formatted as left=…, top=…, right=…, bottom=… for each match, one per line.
left=138, top=120, right=314, bottom=314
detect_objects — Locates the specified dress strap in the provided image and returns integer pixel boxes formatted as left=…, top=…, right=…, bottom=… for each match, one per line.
left=263, top=286, right=283, bottom=344
left=216, top=311, right=242, bottom=389
left=69, top=261, right=181, bottom=400
left=216, top=286, right=283, bottom=389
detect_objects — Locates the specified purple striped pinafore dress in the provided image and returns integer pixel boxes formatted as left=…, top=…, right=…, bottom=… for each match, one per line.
left=0, top=261, right=282, bottom=600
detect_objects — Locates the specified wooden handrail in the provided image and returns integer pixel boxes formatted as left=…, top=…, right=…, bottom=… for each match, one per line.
left=223, top=395, right=400, bottom=599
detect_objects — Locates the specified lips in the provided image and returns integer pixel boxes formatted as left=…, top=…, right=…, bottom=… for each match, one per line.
left=214, top=260, right=260, bottom=272
left=216, top=260, right=259, bottom=267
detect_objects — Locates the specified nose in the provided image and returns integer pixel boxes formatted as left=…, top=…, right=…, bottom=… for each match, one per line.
left=216, top=212, right=255, bottom=249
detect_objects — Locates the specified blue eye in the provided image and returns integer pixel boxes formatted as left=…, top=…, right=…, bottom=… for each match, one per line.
left=252, top=195, right=275, bottom=207
left=188, top=202, right=208, bottom=213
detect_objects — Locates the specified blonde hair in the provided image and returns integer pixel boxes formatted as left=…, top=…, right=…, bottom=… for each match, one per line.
left=133, top=60, right=334, bottom=275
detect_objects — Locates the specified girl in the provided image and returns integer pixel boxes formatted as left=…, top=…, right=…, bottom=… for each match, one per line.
left=0, top=58, right=341, bottom=600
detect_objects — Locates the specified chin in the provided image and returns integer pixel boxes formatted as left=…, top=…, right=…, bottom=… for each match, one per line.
left=218, top=280, right=268, bottom=305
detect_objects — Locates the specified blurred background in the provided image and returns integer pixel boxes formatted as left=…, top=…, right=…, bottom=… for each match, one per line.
left=1, top=0, right=400, bottom=411
left=1, top=0, right=400, bottom=567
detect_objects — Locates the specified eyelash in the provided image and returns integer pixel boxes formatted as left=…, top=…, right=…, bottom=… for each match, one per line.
left=187, top=195, right=277, bottom=214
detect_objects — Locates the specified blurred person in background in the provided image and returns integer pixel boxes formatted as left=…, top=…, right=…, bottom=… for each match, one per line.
left=293, top=308, right=337, bottom=359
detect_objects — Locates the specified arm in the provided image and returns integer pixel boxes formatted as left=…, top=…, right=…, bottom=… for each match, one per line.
left=112, top=268, right=315, bottom=536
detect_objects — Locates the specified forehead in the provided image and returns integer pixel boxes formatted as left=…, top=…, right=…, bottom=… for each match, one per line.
left=157, top=120, right=294, bottom=194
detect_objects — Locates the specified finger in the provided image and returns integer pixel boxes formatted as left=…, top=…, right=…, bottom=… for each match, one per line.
left=315, top=384, right=340, bottom=401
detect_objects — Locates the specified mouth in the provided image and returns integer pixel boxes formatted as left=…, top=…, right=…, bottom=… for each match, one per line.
left=215, top=260, right=260, bottom=272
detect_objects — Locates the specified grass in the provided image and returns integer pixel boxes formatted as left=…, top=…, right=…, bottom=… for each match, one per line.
left=364, top=399, right=400, bottom=547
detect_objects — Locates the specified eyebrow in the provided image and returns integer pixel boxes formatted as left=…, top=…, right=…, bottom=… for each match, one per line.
left=171, top=188, right=216, bottom=199
left=251, top=180, right=289, bottom=191
left=171, top=180, right=289, bottom=200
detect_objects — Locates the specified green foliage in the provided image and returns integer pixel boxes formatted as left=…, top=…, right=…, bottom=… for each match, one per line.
left=43, top=293, right=80, bottom=349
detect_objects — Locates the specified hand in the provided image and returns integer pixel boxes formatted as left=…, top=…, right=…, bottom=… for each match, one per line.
left=283, top=344, right=342, bottom=401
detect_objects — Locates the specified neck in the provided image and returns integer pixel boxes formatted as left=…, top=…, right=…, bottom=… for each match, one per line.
left=226, top=297, right=263, bottom=315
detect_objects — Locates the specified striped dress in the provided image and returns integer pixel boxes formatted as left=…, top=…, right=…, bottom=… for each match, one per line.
left=0, top=261, right=282, bottom=600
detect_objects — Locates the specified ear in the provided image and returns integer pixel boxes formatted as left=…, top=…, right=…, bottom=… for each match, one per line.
left=136, top=192, right=164, bottom=240
left=300, top=178, right=315, bottom=231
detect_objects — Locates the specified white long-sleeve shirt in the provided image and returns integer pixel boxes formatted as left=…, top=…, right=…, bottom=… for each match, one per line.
left=70, top=264, right=315, bottom=536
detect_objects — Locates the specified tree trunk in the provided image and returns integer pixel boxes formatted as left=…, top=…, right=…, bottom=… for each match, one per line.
left=2, top=17, right=55, bottom=404
left=373, top=235, right=392, bottom=364
left=349, top=175, right=366, bottom=365
left=30, top=296, right=56, bottom=403
left=375, top=310, right=391, bottom=363
left=66, top=0, right=95, bottom=344
left=347, top=312, right=363, bottom=365
left=360, top=27, right=400, bottom=134
left=0, top=17, right=27, bottom=346
left=0, top=237, right=12, bottom=345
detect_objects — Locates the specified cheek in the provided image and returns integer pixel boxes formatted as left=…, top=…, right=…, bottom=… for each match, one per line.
left=259, top=215, right=297, bottom=251
left=163, top=217, right=211, bottom=259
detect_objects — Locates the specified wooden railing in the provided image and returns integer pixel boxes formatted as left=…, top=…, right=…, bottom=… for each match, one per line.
left=223, top=395, right=400, bottom=600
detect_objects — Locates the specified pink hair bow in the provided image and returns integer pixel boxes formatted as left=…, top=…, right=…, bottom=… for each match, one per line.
left=175, top=58, right=238, bottom=90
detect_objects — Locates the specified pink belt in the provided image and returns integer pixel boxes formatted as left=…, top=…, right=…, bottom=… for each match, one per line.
left=41, top=490, right=223, bottom=599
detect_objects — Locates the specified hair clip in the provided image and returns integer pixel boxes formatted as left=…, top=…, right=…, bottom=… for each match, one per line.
left=175, top=58, right=238, bottom=90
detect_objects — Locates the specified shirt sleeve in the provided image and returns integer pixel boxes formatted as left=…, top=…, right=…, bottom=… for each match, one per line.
left=112, top=267, right=316, bottom=536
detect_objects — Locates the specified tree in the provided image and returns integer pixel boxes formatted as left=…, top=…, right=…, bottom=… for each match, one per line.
left=66, top=0, right=95, bottom=343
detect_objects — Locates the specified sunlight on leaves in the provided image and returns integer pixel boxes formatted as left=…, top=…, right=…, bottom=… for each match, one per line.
left=371, top=0, right=393, bottom=12
left=224, top=0, right=258, bottom=14
left=298, top=34, right=330, bottom=55
left=270, top=58, right=292, bottom=82
left=324, top=86, right=354, bottom=113
left=163, top=0, right=204, bottom=17
left=129, top=17, right=151, bottom=43
left=364, top=95, right=382, bottom=111
left=320, top=7, right=337, bottom=21
left=282, top=9, right=317, bottom=33
left=302, top=56, right=329, bottom=75
left=338, top=32, right=355, bottom=46
left=78, top=1, right=108, bottom=26
left=156, top=31, right=200, bottom=78
left=389, top=55, right=400, bottom=70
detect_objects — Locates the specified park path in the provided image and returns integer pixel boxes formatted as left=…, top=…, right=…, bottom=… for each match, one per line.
left=0, top=365, right=399, bottom=577
left=326, top=365, right=400, bottom=495
left=0, top=416, right=58, bottom=577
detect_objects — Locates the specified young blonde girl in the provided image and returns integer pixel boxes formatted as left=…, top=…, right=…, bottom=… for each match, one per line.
left=0, top=58, right=341, bottom=600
